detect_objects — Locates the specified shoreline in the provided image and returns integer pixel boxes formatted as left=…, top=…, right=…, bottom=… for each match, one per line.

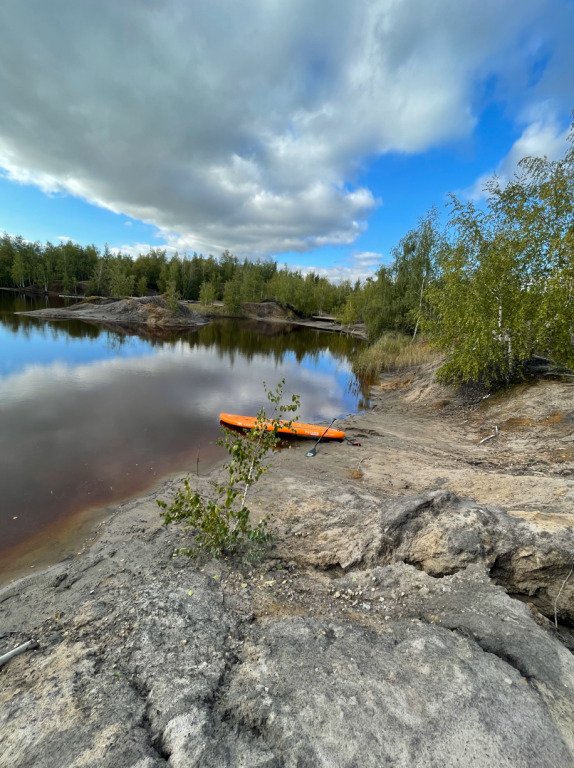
left=16, top=294, right=368, bottom=339
left=4, top=359, right=574, bottom=608
left=0, top=450, right=228, bottom=589
left=4, top=359, right=574, bottom=612
left=2, top=362, right=574, bottom=766
left=2, top=295, right=365, bottom=590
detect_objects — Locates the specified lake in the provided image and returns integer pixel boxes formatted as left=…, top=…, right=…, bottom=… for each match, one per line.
left=0, top=292, right=368, bottom=582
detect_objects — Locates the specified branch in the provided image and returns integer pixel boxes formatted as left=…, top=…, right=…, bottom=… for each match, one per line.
left=554, top=565, right=574, bottom=628
left=0, top=639, right=39, bottom=669
left=479, top=426, right=499, bottom=444
left=240, top=398, right=286, bottom=509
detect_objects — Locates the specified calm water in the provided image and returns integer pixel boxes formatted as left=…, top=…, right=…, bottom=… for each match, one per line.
left=0, top=292, right=368, bottom=580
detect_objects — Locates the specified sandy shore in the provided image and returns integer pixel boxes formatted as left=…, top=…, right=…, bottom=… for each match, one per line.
left=3, top=358, right=574, bottom=628
left=2, top=362, right=574, bottom=767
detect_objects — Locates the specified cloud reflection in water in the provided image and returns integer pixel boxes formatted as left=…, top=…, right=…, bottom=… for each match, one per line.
left=0, top=319, right=366, bottom=562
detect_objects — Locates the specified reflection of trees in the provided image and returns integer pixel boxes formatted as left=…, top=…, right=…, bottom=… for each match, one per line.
left=345, top=374, right=374, bottom=409
left=1, top=294, right=371, bottom=401
left=187, top=319, right=363, bottom=367
left=104, top=329, right=140, bottom=353
left=0, top=312, right=102, bottom=341
left=182, top=320, right=371, bottom=401
left=0, top=291, right=68, bottom=316
left=0, top=294, right=106, bottom=340
left=59, top=321, right=102, bottom=340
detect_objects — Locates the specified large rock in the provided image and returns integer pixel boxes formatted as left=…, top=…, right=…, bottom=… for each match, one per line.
left=0, top=533, right=273, bottom=768
left=18, top=296, right=208, bottom=330
left=272, top=482, right=574, bottom=623
left=2, top=487, right=574, bottom=767
left=222, top=610, right=574, bottom=767
left=330, top=563, right=574, bottom=758
left=372, top=490, right=574, bottom=623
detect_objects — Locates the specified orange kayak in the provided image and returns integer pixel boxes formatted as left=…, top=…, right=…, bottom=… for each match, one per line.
left=220, top=413, right=345, bottom=440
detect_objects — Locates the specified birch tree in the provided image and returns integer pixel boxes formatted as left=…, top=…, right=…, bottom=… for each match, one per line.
left=425, top=116, right=574, bottom=384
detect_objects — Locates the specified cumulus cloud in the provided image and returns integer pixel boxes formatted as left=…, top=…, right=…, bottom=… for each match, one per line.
left=0, top=0, right=569, bottom=256
left=465, top=104, right=570, bottom=200
left=352, top=252, right=383, bottom=269
left=293, top=251, right=383, bottom=284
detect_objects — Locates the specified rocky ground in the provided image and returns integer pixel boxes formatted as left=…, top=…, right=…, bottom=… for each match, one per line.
left=18, top=296, right=208, bottom=332
left=19, top=297, right=367, bottom=339
left=240, top=300, right=366, bottom=338
left=1, top=363, right=574, bottom=767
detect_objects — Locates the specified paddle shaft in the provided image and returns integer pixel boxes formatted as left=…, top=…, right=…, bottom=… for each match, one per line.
left=306, top=417, right=337, bottom=457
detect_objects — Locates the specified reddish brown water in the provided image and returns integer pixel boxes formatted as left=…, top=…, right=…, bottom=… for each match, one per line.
left=0, top=293, right=368, bottom=582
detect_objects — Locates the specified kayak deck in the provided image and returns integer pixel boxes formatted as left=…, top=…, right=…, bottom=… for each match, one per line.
left=220, top=413, right=345, bottom=440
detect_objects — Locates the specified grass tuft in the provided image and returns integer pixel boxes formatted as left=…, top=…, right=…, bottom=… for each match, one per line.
left=353, top=333, right=439, bottom=378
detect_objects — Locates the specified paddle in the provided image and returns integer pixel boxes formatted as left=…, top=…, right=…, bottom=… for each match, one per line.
left=305, top=417, right=337, bottom=458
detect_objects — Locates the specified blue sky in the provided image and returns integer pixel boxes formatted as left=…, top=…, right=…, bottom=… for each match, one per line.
left=0, top=0, right=572, bottom=283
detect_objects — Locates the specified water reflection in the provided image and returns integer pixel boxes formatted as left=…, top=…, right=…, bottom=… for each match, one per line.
left=0, top=293, right=368, bottom=575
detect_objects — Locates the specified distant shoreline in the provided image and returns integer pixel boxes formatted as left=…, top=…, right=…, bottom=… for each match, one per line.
left=17, top=294, right=368, bottom=339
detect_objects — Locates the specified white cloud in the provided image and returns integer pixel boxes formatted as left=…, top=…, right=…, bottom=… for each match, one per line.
left=294, top=257, right=380, bottom=285
left=110, top=242, right=178, bottom=259
left=0, top=0, right=570, bottom=256
left=1, top=337, right=347, bottom=424
left=352, top=252, right=383, bottom=268
left=465, top=104, right=570, bottom=200
left=297, top=251, right=383, bottom=284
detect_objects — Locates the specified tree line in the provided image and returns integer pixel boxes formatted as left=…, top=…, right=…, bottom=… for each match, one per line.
left=2, top=115, right=572, bottom=385
left=0, top=237, right=359, bottom=318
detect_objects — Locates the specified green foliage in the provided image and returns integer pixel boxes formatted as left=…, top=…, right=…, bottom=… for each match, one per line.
left=240, top=261, right=266, bottom=302
left=340, top=293, right=360, bottom=326
left=363, top=210, right=441, bottom=341
left=11, top=252, right=26, bottom=289
left=179, top=253, right=203, bottom=299
left=425, top=118, right=574, bottom=385
left=425, top=219, right=527, bottom=384
left=164, top=280, right=180, bottom=312
left=0, top=231, right=364, bottom=321
left=223, top=274, right=243, bottom=314
left=109, top=267, right=135, bottom=298
left=157, top=379, right=300, bottom=558
left=199, top=280, right=216, bottom=305
left=87, top=259, right=109, bottom=296
left=132, top=249, right=167, bottom=292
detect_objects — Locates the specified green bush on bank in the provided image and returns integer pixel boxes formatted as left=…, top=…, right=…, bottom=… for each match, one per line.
left=157, top=379, right=300, bottom=559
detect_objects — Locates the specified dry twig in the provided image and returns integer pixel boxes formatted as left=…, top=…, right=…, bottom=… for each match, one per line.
left=479, top=426, right=499, bottom=445
left=0, top=639, right=38, bottom=669
left=554, top=565, right=574, bottom=628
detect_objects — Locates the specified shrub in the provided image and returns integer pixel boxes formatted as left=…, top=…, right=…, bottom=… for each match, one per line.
left=164, top=280, right=180, bottom=312
left=157, top=378, right=300, bottom=558
left=352, top=333, right=438, bottom=378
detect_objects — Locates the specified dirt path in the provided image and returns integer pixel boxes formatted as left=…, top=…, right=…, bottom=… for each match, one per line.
left=329, top=362, right=574, bottom=515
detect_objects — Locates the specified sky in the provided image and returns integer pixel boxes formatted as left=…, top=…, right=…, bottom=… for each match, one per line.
left=0, top=0, right=572, bottom=283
